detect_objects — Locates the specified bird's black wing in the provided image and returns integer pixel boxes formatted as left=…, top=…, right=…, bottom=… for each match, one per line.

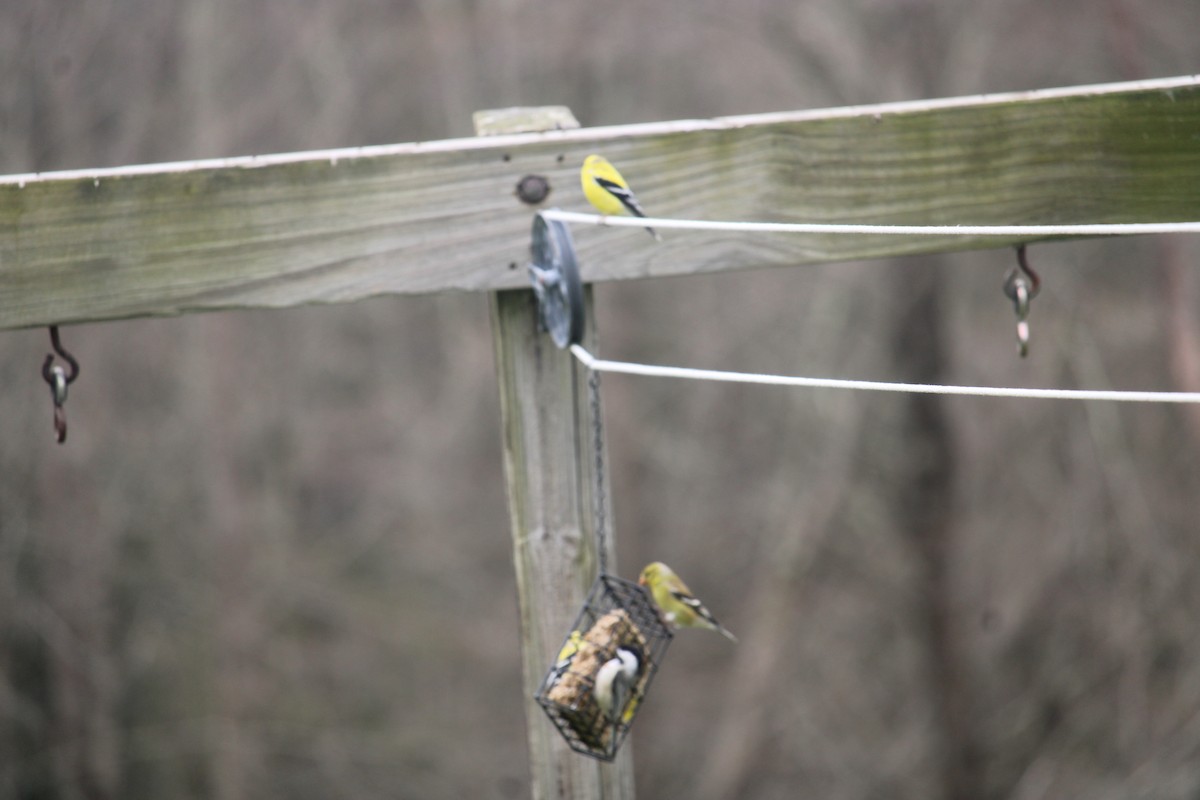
left=594, top=176, right=648, bottom=218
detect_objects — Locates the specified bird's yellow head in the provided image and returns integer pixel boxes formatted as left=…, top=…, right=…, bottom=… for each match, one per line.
left=583, top=154, right=609, bottom=170
left=638, top=561, right=670, bottom=586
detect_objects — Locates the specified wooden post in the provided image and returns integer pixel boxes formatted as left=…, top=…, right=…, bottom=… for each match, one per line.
left=478, top=108, right=633, bottom=800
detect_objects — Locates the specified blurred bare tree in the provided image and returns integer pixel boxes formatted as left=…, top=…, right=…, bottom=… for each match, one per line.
left=2, top=1, right=1200, bottom=798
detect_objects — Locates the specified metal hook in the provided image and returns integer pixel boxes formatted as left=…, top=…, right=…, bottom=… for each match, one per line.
left=1003, top=245, right=1042, bottom=358
left=41, top=325, right=80, bottom=443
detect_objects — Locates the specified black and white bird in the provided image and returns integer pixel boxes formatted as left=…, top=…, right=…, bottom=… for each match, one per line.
left=593, top=644, right=644, bottom=725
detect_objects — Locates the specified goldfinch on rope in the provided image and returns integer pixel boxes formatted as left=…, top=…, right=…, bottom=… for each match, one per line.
left=639, top=561, right=737, bottom=642
left=593, top=644, right=644, bottom=724
left=581, top=154, right=662, bottom=241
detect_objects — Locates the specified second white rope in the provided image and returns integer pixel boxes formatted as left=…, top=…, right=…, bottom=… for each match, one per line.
left=569, top=345, right=1200, bottom=404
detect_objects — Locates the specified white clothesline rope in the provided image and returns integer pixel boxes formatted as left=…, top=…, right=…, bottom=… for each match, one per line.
left=551, top=209, right=1200, bottom=402
left=540, top=210, right=1200, bottom=237
left=569, top=345, right=1200, bottom=404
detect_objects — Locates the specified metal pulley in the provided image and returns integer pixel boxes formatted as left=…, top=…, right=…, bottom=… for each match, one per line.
left=528, top=211, right=585, bottom=349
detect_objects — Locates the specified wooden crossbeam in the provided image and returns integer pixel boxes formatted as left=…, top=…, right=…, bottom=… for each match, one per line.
left=2, top=76, right=1199, bottom=330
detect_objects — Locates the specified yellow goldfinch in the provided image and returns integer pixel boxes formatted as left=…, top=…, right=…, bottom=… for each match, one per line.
left=549, top=630, right=584, bottom=684
left=639, top=562, right=737, bottom=642
left=580, top=154, right=662, bottom=241
left=593, top=644, right=643, bottom=724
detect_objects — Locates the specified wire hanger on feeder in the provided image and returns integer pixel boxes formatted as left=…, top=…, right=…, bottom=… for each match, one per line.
left=526, top=210, right=673, bottom=761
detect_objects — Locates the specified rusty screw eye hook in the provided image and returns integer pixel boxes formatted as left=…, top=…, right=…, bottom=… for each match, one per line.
left=41, top=325, right=80, bottom=443
left=1002, top=244, right=1042, bottom=358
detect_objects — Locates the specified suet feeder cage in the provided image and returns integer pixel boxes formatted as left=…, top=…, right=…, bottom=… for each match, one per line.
left=535, top=573, right=673, bottom=761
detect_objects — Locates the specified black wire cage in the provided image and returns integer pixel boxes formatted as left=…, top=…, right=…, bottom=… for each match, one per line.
left=535, top=573, right=674, bottom=761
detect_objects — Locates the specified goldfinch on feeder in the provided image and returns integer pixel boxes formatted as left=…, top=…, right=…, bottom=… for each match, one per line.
left=639, top=561, right=737, bottom=642
left=580, top=155, right=662, bottom=241
left=593, top=644, right=644, bottom=724
left=550, top=630, right=585, bottom=683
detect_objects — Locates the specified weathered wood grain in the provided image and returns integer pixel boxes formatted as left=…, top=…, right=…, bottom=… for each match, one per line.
left=491, top=289, right=630, bottom=799
left=2, top=76, right=1199, bottom=329
left=484, top=108, right=633, bottom=799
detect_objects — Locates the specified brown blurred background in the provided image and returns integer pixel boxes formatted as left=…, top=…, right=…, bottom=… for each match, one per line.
left=3, top=2, right=1200, bottom=798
